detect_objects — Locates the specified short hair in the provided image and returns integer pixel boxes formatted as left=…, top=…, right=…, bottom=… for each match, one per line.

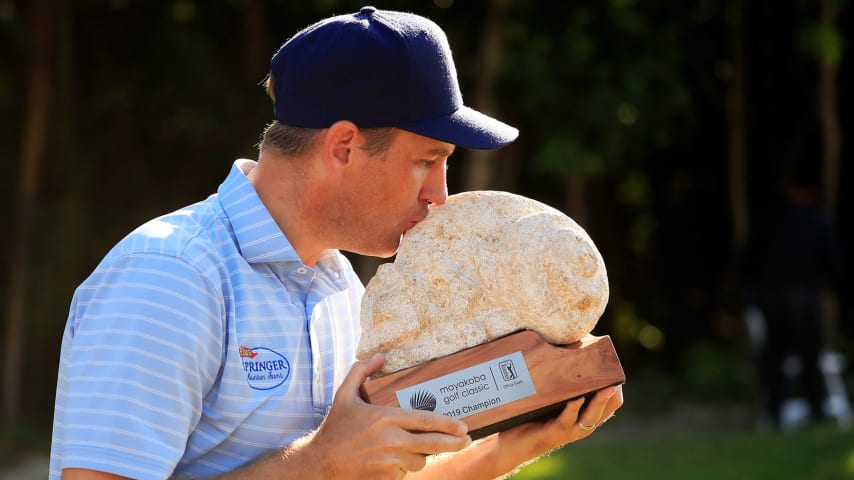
left=260, top=73, right=396, bottom=157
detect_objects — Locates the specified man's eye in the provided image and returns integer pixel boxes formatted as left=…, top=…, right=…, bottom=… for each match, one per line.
left=419, top=159, right=449, bottom=172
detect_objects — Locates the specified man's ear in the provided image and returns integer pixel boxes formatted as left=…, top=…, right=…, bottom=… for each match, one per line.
left=323, top=120, right=359, bottom=171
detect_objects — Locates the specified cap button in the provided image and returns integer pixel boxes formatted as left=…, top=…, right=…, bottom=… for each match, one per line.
left=359, top=6, right=377, bottom=15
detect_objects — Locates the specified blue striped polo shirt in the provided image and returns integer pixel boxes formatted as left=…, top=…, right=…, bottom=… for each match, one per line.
left=50, top=159, right=364, bottom=478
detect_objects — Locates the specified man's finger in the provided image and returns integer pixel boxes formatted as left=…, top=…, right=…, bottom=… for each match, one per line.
left=577, top=386, right=620, bottom=432
left=393, top=408, right=468, bottom=436
left=415, top=432, right=473, bottom=455
left=552, top=396, right=585, bottom=431
left=337, top=353, right=385, bottom=398
left=400, top=452, right=429, bottom=474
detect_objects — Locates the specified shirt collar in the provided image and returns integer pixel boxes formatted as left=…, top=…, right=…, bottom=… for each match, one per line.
left=217, top=159, right=301, bottom=264
left=216, top=160, right=352, bottom=291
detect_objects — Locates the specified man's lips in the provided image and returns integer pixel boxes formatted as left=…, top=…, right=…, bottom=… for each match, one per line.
left=403, top=220, right=420, bottom=233
left=404, top=214, right=428, bottom=233
left=411, top=209, right=430, bottom=225
left=402, top=204, right=432, bottom=234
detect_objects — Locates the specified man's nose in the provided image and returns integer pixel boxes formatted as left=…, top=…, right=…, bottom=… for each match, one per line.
left=420, top=166, right=448, bottom=206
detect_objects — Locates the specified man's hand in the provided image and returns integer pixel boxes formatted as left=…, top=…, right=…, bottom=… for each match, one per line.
left=408, top=384, right=624, bottom=480
left=502, top=384, right=624, bottom=455
left=295, top=354, right=472, bottom=479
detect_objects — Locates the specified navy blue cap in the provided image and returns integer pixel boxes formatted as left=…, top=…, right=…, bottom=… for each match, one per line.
left=269, top=6, right=518, bottom=150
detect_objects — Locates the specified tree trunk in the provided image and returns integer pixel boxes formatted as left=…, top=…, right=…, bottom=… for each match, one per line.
left=463, top=0, right=511, bottom=191
left=3, top=0, right=53, bottom=429
left=55, top=0, right=83, bottom=266
left=243, top=0, right=267, bottom=83
left=816, top=0, right=841, bottom=217
left=241, top=0, right=268, bottom=151
left=49, top=0, right=85, bottom=415
left=725, top=0, right=749, bottom=257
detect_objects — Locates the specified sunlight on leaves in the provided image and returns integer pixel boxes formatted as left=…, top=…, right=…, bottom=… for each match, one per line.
left=612, top=301, right=665, bottom=351
left=798, top=24, right=843, bottom=67
left=0, top=0, right=14, bottom=21
left=172, top=0, right=196, bottom=23
left=639, top=324, right=665, bottom=350
left=517, top=453, right=570, bottom=479
left=613, top=301, right=642, bottom=341
left=616, top=102, right=639, bottom=125
left=617, top=173, right=650, bottom=206
left=845, top=448, right=854, bottom=475
left=534, top=136, right=605, bottom=177
left=628, top=212, right=657, bottom=254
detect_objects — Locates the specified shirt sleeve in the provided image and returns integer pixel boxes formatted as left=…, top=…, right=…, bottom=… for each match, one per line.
left=51, top=252, right=224, bottom=479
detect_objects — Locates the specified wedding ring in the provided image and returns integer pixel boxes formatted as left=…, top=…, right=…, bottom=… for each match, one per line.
left=577, top=419, right=595, bottom=431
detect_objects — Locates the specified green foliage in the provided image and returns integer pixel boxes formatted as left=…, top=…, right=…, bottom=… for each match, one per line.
left=0, top=420, right=51, bottom=468
left=611, top=300, right=665, bottom=352
left=171, top=0, right=197, bottom=22
left=513, top=426, right=854, bottom=480
left=617, top=172, right=657, bottom=255
left=3, top=0, right=852, bottom=445
left=799, top=23, right=845, bottom=67
left=500, top=0, right=695, bottom=180
left=535, top=135, right=605, bottom=177
left=681, top=340, right=752, bottom=399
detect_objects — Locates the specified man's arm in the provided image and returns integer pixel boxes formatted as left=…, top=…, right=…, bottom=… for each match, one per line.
left=63, top=354, right=472, bottom=480
left=62, top=355, right=620, bottom=480
left=215, top=353, right=472, bottom=479
left=61, top=470, right=131, bottom=480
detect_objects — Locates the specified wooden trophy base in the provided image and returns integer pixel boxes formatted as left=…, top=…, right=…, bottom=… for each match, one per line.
left=360, top=330, right=625, bottom=440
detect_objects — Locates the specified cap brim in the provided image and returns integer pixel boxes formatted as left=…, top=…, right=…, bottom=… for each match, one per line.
left=396, top=106, right=519, bottom=150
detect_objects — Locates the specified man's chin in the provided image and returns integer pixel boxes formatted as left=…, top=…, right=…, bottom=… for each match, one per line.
left=345, top=235, right=401, bottom=259
left=373, top=235, right=402, bottom=258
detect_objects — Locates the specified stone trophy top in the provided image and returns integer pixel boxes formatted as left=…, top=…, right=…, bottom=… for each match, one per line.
left=358, top=190, right=609, bottom=376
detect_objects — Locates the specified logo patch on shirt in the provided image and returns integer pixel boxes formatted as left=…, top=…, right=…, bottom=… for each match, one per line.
left=240, top=346, right=291, bottom=390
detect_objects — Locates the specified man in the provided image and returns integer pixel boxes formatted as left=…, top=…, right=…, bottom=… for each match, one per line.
left=51, top=6, right=623, bottom=479
left=745, top=178, right=844, bottom=429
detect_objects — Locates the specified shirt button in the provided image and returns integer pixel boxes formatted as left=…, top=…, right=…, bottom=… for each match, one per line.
left=296, top=267, right=307, bottom=274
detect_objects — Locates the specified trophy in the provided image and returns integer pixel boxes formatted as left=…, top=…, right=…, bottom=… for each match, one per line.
left=358, top=191, right=625, bottom=440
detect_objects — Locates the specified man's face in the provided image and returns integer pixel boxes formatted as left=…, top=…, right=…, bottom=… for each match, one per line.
left=334, top=128, right=453, bottom=257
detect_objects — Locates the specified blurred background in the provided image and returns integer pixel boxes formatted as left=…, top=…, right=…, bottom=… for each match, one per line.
left=2, top=0, right=853, bottom=478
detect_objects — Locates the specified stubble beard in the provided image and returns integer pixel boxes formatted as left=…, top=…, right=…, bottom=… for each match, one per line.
left=328, top=203, right=404, bottom=258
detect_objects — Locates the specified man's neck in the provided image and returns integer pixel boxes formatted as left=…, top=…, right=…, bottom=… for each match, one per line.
left=247, top=153, right=328, bottom=266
